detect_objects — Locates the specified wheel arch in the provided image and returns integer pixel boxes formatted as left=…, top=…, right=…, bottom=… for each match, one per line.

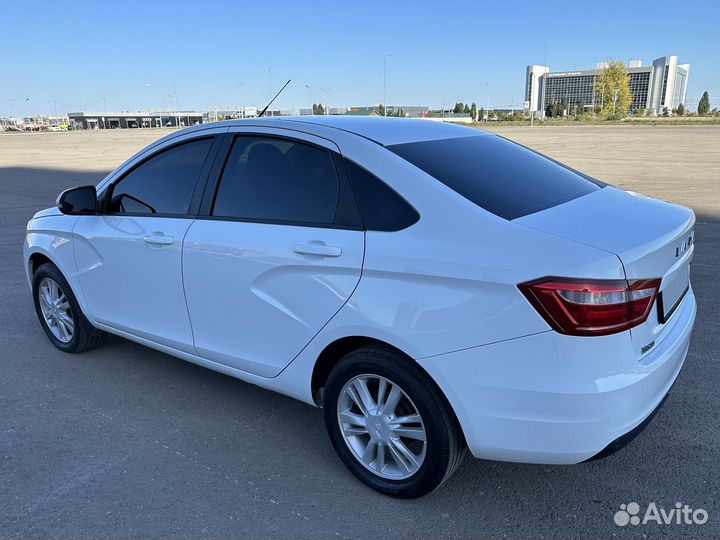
left=310, top=335, right=460, bottom=432
left=26, top=243, right=91, bottom=320
left=28, top=251, right=54, bottom=276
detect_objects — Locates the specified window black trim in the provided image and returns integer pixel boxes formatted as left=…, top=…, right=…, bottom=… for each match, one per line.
left=99, top=135, right=222, bottom=218
left=194, top=214, right=364, bottom=231
left=198, top=132, right=363, bottom=230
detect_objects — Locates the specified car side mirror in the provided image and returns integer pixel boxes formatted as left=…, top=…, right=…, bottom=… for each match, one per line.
left=56, top=185, right=98, bottom=215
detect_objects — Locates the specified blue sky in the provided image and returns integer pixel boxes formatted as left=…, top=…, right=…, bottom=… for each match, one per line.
left=2, top=0, right=718, bottom=116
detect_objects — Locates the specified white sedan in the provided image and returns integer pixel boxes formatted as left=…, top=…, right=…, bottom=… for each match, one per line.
left=23, top=117, right=696, bottom=497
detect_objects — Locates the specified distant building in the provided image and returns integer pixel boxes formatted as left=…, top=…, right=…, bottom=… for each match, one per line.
left=68, top=111, right=206, bottom=129
left=346, top=107, right=381, bottom=116
left=525, top=56, right=690, bottom=115
left=347, top=105, right=429, bottom=117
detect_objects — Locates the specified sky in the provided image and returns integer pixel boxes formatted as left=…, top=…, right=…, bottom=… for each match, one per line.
left=2, top=0, right=718, bottom=117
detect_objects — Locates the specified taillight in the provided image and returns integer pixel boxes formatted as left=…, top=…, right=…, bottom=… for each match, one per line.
left=518, top=278, right=661, bottom=336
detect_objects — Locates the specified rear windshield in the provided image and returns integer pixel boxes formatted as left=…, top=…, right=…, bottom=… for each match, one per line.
left=387, top=135, right=603, bottom=220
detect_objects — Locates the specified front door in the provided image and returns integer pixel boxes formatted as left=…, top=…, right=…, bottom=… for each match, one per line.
left=182, top=132, right=365, bottom=377
left=74, top=136, right=216, bottom=353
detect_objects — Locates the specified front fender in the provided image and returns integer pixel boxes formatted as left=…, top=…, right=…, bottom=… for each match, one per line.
left=24, top=215, right=88, bottom=313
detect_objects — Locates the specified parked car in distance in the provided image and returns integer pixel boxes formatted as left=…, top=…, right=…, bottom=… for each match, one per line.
left=23, top=117, right=696, bottom=497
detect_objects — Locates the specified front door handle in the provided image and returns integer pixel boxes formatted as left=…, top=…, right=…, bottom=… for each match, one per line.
left=293, top=244, right=342, bottom=257
left=144, top=233, right=174, bottom=246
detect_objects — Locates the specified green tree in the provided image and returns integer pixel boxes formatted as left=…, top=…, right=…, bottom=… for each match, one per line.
left=676, top=103, right=686, bottom=116
left=464, top=103, right=470, bottom=114
left=546, top=101, right=562, bottom=117
left=577, top=99, right=586, bottom=114
left=662, top=106, right=669, bottom=116
left=312, top=103, right=326, bottom=115
left=377, top=104, right=385, bottom=116
left=560, top=98, right=569, bottom=116
left=470, top=102, right=477, bottom=120
left=594, top=60, right=632, bottom=116
left=478, top=107, right=485, bottom=121
left=698, top=91, right=710, bottom=115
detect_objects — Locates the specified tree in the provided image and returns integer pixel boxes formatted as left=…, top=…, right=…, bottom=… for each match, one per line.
left=676, top=103, right=685, bottom=116
left=577, top=99, right=586, bottom=114
left=377, top=104, right=385, bottom=116
left=594, top=60, right=632, bottom=116
left=662, top=106, right=669, bottom=116
left=470, top=102, right=477, bottom=121
left=478, top=107, right=485, bottom=121
left=312, top=103, right=326, bottom=115
left=698, top=91, right=710, bottom=115
left=464, top=103, right=470, bottom=114
left=560, top=97, right=569, bottom=117
left=546, top=101, right=563, bottom=118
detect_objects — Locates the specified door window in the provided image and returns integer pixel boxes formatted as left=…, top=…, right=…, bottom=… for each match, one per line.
left=212, top=136, right=359, bottom=227
left=108, top=138, right=213, bottom=215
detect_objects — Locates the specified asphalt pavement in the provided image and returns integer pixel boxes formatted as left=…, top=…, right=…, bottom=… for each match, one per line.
left=0, top=127, right=718, bottom=539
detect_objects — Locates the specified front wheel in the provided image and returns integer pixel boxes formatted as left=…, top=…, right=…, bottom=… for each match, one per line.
left=323, top=345, right=465, bottom=498
left=32, top=262, right=104, bottom=353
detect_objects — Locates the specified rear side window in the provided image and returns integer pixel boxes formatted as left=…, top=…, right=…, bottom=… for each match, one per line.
left=387, top=135, right=602, bottom=220
left=343, top=158, right=419, bottom=231
left=213, top=136, right=360, bottom=227
left=109, top=138, right=212, bottom=215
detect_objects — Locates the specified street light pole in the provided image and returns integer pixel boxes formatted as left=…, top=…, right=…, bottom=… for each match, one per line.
left=320, top=88, right=332, bottom=115
left=236, top=82, right=243, bottom=118
left=174, top=77, right=181, bottom=129
left=383, top=54, right=392, bottom=116
left=485, top=82, right=490, bottom=122
left=529, top=73, right=534, bottom=126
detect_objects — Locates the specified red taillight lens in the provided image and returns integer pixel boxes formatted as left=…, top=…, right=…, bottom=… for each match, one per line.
left=518, top=278, right=661, bottom=336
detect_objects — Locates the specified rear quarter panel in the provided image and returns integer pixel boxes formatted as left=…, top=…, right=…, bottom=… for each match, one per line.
left=318, top=134, right=628, bottom=358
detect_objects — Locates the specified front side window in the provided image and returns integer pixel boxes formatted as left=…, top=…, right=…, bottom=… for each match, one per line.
left=387, top=135, right=602, bottom=220
left=109, top=138, right=212, bottom=215
left=213, top=136, right=356, bottom=226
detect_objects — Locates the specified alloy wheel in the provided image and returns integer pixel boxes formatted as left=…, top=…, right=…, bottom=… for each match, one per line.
left=38, top=277, right=74, bottom=343
left=337, top=374, right=427, bottom=480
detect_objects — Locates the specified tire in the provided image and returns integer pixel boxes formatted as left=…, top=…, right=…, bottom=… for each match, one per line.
left=323, top=345, right=465, bottom=498
left=32, top=262, right=104, bottom=353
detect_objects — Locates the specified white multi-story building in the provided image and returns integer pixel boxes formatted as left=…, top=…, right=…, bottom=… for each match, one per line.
left=525, top=56, right=690, bottom=115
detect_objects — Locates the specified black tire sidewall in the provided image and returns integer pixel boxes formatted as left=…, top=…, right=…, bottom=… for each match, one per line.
left=323, top=348, right=458, bottom=498
left=32, top=263, right=83, bottom=353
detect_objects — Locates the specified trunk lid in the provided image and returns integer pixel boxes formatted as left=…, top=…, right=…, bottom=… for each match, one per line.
left=515, top=186, right=694, bottom=356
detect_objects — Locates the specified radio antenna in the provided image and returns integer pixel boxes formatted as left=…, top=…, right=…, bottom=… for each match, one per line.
left=258, top=79, right=291, bottom=117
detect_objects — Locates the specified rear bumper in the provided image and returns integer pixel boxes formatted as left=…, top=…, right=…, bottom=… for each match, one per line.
left=417, top=287, right=696, bottom=464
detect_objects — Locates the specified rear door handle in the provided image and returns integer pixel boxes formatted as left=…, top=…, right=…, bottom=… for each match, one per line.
left=144, top=233, right=174, bottom=246
left=293, top=244, right=342, bottom=257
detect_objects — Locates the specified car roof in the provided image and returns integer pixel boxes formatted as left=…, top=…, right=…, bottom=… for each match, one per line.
left=190, top=116, right=491, bottom=146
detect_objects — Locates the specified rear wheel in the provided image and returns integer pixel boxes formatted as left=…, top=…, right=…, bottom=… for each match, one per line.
left=323, top=345, right=465, bottom=498
left=32, top=262, right=103, bottom=353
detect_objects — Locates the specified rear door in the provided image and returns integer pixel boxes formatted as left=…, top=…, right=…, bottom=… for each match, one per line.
left=182, top=129, right=364, bottom=377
